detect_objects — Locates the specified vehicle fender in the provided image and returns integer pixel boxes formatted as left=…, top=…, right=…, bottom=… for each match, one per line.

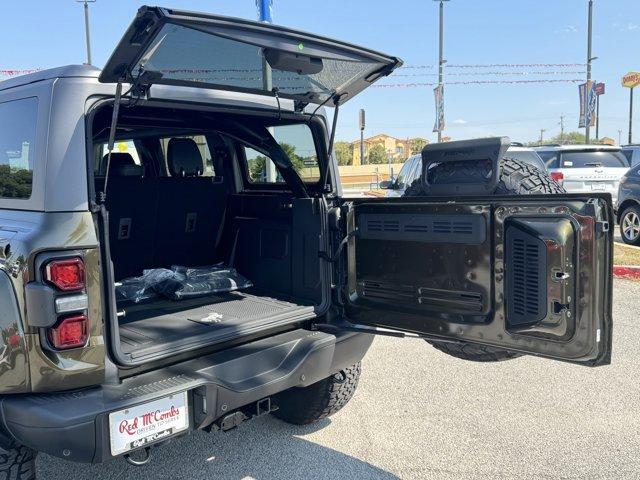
left=0, top=269, right=29, bottom=394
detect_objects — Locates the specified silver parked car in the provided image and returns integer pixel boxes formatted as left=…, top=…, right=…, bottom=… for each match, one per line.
left=535, top=145, right=630, bottom=204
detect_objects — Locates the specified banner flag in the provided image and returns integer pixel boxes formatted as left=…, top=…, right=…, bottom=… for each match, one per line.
left=433, top=85, right=445, bottom=133
left=579, top=81, right=597, bottom=128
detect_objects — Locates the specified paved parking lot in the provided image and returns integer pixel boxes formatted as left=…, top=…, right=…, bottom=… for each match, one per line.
left=39, top=279, right=640, bottom=480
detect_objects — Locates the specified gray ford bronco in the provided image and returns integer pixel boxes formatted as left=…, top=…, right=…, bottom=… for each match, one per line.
left=0, top=6, right=612, bottom=478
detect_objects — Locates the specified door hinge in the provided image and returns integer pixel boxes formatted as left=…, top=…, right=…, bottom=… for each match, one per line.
left=596, top=220, right=609, bottom=233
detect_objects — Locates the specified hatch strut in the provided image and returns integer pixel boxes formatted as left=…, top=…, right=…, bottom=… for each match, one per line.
left=321, top=94, right=342, bottom=192
left=98, top=80, right=124, bottom=204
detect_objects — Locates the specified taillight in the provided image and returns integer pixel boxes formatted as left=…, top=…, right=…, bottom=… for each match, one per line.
left=550, top=171, right=564, bottom=184
left=44, top=258, right=85, bottom=291
left=48, top=314, right=89, bottom=350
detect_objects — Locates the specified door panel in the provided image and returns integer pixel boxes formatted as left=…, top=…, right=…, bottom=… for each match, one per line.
left=344, top=196, right=612, bottom=366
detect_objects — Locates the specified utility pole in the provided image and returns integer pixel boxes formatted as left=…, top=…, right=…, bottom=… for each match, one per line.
left=76, top=0, right=96, bottom=65
left=257, top=0, right=277, bottom=181
left=359, top=109, right=366, bottom=165
left=585, top=0, right=594, bottom=144
left=434, top=0, right=449, bottom=143
left=539, top=129, right=546, bottom=146
left=559, top=114, right=565, bottom=144
left=630, top=87, right=634, bottom=145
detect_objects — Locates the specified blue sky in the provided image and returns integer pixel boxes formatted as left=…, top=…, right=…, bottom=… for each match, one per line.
left=1, top=0, right=639, bottom=143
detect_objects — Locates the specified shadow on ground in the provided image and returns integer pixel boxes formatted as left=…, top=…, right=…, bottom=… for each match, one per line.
left=36, top=415, right=398, bottom=480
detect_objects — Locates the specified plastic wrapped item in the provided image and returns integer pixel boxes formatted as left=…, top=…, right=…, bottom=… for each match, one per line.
left=115, top=268, right=179, bottom=303
left=115, top=264, right=252, bottom=303
left=153, top=265, right=253, bottom=301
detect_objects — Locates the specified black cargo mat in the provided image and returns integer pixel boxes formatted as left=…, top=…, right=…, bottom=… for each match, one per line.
left=118, top=290, right=315, bottom=358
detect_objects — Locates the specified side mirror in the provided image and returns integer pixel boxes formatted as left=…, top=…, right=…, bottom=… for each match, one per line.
left=379, top=180, right=394, bottom=189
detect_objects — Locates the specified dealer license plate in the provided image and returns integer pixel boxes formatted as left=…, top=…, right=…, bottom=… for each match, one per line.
left=109, top=392, right=189, bottom=456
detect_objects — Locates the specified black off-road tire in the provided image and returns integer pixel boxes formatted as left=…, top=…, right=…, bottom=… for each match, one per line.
left=0, top=445, right=36, bottom=480
left=273, top=363, right=361, bottom=425
left=404, top=156, right=565, bottom=363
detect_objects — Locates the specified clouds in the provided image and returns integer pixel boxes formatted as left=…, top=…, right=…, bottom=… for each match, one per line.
left=556, top=25, right=578, bottom=34
left=614, top=22, right=640, bottom=31
left=451, top=118, right=468, bottom=125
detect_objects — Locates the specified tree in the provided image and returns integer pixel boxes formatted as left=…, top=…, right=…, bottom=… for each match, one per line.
left=367, top=144, right=388, bottom=164
left=409, top=137, right=428, bottom=155
left=247, top=143, right=306, bottom=181
left=334, top=141, right=353, bottom=166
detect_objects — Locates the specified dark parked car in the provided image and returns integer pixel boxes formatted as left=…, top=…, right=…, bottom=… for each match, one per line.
left=617, top=163, right=640, bottom=244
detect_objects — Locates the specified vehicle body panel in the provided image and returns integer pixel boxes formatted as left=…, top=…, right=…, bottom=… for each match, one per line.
left=0, top=328, right=372, bottom=463
left=617, top=163, right=640, bottom=220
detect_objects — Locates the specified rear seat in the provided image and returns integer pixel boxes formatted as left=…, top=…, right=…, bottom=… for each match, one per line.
left=98, top=153, right=159, bottom=280
left=153, top=138, right=227, bottom=267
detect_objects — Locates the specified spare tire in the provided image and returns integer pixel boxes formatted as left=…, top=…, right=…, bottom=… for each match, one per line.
left=403, top=156, right=565, bottom=362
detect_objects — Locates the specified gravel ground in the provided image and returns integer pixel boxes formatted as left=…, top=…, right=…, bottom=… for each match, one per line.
left=38, top=279, right=640, bottom=480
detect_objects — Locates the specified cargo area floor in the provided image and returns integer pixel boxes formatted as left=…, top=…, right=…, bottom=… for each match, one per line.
left=118, top=290, right=316, bottom=359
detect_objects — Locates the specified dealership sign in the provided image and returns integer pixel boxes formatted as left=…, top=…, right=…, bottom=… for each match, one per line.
left=622, top=72, right=640, bottom=89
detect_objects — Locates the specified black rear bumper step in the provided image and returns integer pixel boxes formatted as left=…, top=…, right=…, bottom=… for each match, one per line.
left=0, top=329, right=373, bottom=464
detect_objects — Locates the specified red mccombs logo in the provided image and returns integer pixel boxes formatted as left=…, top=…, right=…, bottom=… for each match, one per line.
left=118, top=405, right=181, bottom=436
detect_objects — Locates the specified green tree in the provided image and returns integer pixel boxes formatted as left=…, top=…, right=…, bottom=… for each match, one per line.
left=409, top=137, right=428, bottom=155
left=334, top=141, right=353, bottom=166
left=367, top=144, right=388, bottom=164
left=247, top=143, right=304, bottom=181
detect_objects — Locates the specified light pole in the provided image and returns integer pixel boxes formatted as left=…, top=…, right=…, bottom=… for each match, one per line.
left=256, top=0, right=277, bottom=181
left=539, top=129, right=546, bottom=146
left=618, top=129, right=623, bottom=146
left=434, top=0, right=450, bottom=143
left=359, top=109, right=366, bottom=165
left=76, top=0, right=96, bottom=65
left=585, top=0, right=594, bottom=144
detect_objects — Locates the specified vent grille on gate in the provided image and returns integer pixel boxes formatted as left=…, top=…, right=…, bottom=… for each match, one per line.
left=505, top=223, right=547, bottom=327
left=367, top=219, right=400, bottom=233
left=359, top=213, right=486, bottom=244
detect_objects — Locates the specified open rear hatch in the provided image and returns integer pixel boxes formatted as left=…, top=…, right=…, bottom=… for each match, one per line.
left=99, top=6, right=402, bottom=106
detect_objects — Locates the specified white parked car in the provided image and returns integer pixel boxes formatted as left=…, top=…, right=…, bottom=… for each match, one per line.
left=535, top=145, right=630, bottom=204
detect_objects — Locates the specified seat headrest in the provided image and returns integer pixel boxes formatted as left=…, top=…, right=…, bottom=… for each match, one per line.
left=167, top=138, right=204, bottom=177
left=104, top=152, right=143, bottom=177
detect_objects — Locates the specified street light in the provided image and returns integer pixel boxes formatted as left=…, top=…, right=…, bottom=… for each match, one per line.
left=433, top=0, right=450, bottom=143
left=76, top=0, right=96, bottom=65
left=585, top=0, right=594, bottom=144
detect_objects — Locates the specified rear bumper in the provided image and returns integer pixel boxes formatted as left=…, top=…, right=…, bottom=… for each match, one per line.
left=0, top=329, right=373, bottom=464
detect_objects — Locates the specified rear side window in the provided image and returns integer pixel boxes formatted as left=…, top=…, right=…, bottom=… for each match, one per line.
left=0, top=97, right=37, bottom=199
left=242, top=124, right=319, bottom=184
left=560, top=151, right=628, bottom=168
left=622, top=149, right=633, bottom=164
left=537, top=151, right=559, bottom=169
left=395, top=157, right=416, bottom=187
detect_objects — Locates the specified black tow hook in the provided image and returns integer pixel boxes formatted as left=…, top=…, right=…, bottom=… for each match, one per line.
left=124, top=447, right=151, bottom=467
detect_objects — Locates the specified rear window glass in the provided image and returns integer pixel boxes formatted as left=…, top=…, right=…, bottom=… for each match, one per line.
left=506, top=150, right=546, bottom=171
left=0, top=97, right=37, bottom=199
left=137, top=23, right=384, bottom=105
left=560, top=151, right=628, bottom=168
left=242, top=124, right=319, bottom=184
left=537, top=151, right=559, bottom=169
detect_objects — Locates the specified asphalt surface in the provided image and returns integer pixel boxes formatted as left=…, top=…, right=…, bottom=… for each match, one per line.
left=38, top=279, right=640, bottom=480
